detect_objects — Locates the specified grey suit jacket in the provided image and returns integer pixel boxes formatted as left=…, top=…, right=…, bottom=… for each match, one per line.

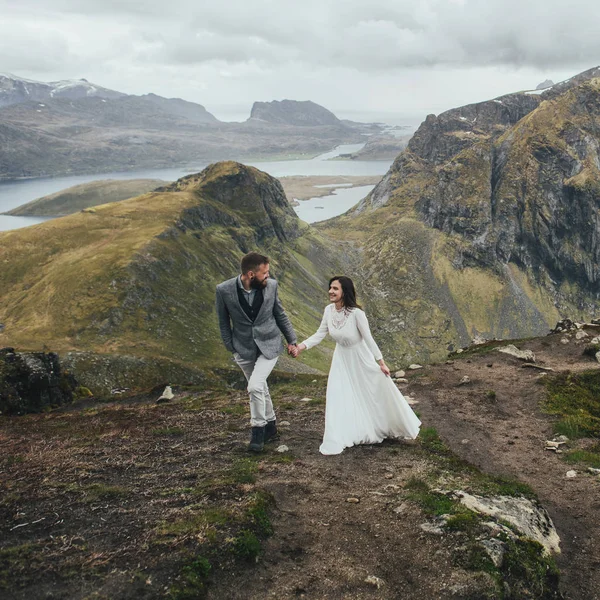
left=215, top=277, right=297, bottom=360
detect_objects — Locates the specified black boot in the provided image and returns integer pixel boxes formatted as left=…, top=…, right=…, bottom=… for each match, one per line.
left=248, top=426, right=265, bottom=453
left=264, top=420, right=279, bottom=443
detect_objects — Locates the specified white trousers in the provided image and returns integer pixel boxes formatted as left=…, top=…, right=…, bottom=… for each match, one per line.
left=234, top=353, right=278, bottom=427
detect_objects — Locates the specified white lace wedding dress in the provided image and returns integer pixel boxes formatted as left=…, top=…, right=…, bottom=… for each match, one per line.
left=302, top=304, right=421, bottom=455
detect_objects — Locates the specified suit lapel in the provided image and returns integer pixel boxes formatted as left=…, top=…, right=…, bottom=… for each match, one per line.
left=231, top=278, right=253, bottom=323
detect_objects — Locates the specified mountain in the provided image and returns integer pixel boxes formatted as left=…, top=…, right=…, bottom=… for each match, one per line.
left=0, top=95, right=360, bottom=180
left=249, top=99, right=343, bottom=127
left=536, top=79, right=555, bottom=90
left=0, top=162, right=350, bottom=392
left=0, top=80, right=366, bottom=180
left=320, top=66, right=600, bottom=364
left=5, top=179, right=166, bottom=217
left=4, top=67, right=599, bottom=380
left=140, top=92, right=219, bottom=124
left=0, top=73, right=125, bottom=107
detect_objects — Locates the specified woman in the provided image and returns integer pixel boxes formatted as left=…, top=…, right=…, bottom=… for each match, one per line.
left=297, top=276, right=421, bottom=455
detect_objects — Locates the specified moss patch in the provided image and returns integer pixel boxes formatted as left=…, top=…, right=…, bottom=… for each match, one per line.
left=543, top=370, right=600, bottom=438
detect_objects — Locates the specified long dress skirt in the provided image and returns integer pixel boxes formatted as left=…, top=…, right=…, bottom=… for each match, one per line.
left=319, top=341, right=421, bottom=455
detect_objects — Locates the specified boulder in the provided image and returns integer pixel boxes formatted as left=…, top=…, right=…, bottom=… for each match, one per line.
left=453, top=491, right=560, bottom=555
left=0, top=348, right=77, bottom=415
left=496, top=345, right=536, bottom=362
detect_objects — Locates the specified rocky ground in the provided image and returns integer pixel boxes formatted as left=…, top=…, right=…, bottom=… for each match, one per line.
left=1, top=325, right=599, bottom=599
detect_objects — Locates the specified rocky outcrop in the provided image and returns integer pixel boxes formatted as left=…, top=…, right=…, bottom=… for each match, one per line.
left=407, top=93, right=541, bottom=166
left=0, top=348, right=77, bottom=415
left=156, top=162, right=301, bottom=244
left=360, top=67, right=600, bottom=304
left=249, top=99, right=343, bottom=127
left=337, top=67, right=600, bottom=364
left=454, top=491, right=561, bottom=555
left=418, top=78, right=600, bottom=296
left=536, top=79, right=555, bottom=91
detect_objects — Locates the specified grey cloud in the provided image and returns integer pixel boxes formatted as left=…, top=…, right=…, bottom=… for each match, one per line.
left=0, top=21, right=76, bottom=73
left=1, top=0, right=599, bottom=76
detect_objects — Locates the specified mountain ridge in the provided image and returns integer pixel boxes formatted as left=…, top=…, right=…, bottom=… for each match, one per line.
left=0, top=72, right=126, bottom=107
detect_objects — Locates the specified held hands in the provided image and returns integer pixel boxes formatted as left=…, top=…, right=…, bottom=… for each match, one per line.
left=287, top=343, right=306, bottom=358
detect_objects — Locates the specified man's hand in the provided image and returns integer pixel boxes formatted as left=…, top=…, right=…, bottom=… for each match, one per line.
left=287, top=343, right=298, bottom=358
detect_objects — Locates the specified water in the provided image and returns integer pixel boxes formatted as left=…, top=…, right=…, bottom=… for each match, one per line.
left=293, top=185, right=375, bottom=224
left=0, top=144, right=392, bottom=232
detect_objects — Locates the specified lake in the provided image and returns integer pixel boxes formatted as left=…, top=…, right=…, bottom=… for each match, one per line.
left=294, top=185, right=375, bottom=224
left=0, top=144, right=391, bottom=232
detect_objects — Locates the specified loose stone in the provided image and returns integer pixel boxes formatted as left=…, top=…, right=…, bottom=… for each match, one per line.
left=364, top=575, right=385, bottom=589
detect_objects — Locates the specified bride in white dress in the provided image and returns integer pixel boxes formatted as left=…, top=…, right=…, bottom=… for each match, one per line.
left=297, top=276, right=421, bottom=455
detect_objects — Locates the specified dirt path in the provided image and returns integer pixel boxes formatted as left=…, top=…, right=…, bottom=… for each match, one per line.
left=2, top=330, right=598, bottom=599
left=209, top=410, right=497, bottom=600
left=409, top=332, right=600, bottom=600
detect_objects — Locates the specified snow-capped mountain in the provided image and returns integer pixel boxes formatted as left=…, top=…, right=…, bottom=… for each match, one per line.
left=0, top=73, right=125, bottom=107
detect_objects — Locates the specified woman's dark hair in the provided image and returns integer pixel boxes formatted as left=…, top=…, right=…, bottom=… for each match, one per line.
left=329, top=276, right=362, bottom=309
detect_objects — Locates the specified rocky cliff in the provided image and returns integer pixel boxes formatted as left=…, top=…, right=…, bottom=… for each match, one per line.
left=321, top=67, right=600, bottom=364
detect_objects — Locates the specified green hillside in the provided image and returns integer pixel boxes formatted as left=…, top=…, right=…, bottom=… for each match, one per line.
left=5, top=179, right=166, bottom=216
left=0, top=162, right=350, bottom=391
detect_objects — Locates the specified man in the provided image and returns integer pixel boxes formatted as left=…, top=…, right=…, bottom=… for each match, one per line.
left=216, top=252, right=298, bottom=452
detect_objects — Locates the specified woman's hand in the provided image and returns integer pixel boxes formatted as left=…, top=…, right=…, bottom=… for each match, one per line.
left=378, top=360, right=391, bottom=377
left=297, top=343, right=307, bottom=353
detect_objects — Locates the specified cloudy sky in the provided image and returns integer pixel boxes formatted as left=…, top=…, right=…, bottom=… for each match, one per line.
left=1, top=0, right=599, bottom=125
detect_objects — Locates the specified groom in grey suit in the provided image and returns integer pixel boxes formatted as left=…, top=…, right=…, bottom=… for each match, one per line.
left=216, top=252, right=297, bottom=452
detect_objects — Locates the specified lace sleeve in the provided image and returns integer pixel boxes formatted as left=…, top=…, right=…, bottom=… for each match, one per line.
left=301, top=306, right=330, bottom=349
left=355, top=309, right=383, bottom=361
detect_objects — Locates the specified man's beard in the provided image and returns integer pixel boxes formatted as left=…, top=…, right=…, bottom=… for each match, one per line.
left=250, top=277, right=267, bottom=290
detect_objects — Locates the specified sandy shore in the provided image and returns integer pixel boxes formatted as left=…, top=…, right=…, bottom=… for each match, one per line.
left=279, top=175, right=381, bottom=205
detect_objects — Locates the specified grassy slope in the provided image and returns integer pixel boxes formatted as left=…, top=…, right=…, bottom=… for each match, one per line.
left=6, top=179, right=166, bottom=216
left=0, top=164, right=346, bottom=385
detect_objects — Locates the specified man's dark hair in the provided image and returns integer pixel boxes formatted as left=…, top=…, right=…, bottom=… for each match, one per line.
left=241, top=252, right=270, bottom=274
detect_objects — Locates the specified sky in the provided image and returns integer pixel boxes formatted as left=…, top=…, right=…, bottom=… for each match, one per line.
left=1, top=0, right=599, bottom=126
